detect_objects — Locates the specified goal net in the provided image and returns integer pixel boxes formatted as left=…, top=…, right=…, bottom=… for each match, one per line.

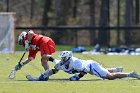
left=0, top=12, right=16, bottom=52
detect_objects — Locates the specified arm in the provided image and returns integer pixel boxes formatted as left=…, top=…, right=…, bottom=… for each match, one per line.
left=46, top=56, right=60, bottom=75
left=22, top=57, right=33, bottom=65
left=15, top=57, right=33, bottom=70
left=69, top=71, right=87, bottom=81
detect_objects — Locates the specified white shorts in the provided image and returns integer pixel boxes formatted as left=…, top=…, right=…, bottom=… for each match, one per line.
left=89, top=62, right=109, bottom=78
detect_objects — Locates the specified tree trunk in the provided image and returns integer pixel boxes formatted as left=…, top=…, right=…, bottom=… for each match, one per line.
left=98, top=0, right=110, bottom=47
left=135, top=0, right=139, bottom=24
left=42, top=0, right=52, bottom=35
left=54, top=0, right=72, bottom=44
left=117, top=0, right=120, bottom=45
left=89, top=0, right=96, bottom=45
left=30, top=0, right=34, bottom=24
left=42, top=0, right=51, bottom=26
left=125, top=0, right=132, bottom=46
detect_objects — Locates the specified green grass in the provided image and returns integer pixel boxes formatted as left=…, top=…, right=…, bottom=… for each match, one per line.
left=0, top=52, right=140, bottom=93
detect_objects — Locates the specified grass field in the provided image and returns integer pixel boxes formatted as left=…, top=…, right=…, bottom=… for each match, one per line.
left=0, top=51, right=140, bottom=93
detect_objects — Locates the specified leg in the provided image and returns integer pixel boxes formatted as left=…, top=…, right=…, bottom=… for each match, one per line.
left=105, top=72, right=128, bottom=80
left=107, top=67, right=123, bottom=73
left=41, top=54, right=50, bottom=70
left=105, top=71, right=140, bottom=80
left=91, top=62, right=140, bottom=80
left=41, top=60, right=49, bottom=70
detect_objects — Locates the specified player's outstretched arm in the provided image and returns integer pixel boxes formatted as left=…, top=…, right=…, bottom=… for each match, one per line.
left=69, top=71, right=87, bottom=81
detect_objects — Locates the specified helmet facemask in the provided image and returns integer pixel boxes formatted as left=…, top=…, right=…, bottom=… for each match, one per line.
left=59, top=51, right=73, bottom=65
left=18, top=32, right=27, bottom=45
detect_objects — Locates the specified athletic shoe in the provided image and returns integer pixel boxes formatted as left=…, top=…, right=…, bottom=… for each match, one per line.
left=129, top=71, right=140, bottom=79
left=38, top=74, right=49, bottom=81
left=116, top=67, right=123, bottom=72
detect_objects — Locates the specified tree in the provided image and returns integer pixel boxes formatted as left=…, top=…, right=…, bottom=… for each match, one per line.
left=125, top=0, right=132, bottom=46
left=42, top=0, right=52, bottom=35
left=98, top=0, right=110, bottom=47
left=89, top=0, right=96, bottom=45
left=42, top=0, right=52, bottom=26
left=53, top=0, right=72, bottom=44
left=135, top=0, right=139, bottom=24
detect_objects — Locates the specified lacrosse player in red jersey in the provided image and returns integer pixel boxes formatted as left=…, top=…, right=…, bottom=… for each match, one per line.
left=14, top=30, right=55, bottom=77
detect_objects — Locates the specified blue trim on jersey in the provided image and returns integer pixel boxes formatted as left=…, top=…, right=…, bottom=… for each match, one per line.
left=89, top=64, right=92, bottom=71
left=89, top=64, right=103, bottom=78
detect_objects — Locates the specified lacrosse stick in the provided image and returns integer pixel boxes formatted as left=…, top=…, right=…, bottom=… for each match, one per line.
left=9, top=51, right=26, bottom=79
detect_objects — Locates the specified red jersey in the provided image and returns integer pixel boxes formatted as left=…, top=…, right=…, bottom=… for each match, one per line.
left=24, top=33, right=55, bottom=59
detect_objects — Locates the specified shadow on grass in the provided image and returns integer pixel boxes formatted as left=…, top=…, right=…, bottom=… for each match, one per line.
left=49, top=78, right=102, bottom=81
left=17, top=78, right=102, bottom=82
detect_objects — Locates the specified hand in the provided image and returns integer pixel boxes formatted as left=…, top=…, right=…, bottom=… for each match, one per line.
left=25, top=47, right=29, bottom=51
left=30, top=45, right=36, bottom=50
left=15, top=62, right=24, bottom=71
left=69, top=75, right=80, bottom=81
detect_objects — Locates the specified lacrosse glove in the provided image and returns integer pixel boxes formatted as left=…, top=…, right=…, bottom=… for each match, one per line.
left=25, top=40, right=30, bottom=51
left=69, top=75, right=80, bottom=81
left=15, top=62, right=24, bottom=70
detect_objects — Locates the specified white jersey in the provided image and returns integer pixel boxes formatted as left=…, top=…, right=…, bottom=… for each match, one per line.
left=53, top=57, right=109, bottom=78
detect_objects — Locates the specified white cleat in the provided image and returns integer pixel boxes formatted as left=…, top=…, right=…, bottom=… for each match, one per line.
left=26, top=74, right=37, bottom=81
left=116, top=67, right=123, bottom=72
left=129, top=71, right=140, bottom=79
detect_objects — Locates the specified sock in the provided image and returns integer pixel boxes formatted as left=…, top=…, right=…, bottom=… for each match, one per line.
left=111, top=68, right=118, bottom=72
left=112, top=67, right=123, bottom=72
left=124, top=73, right=130, bottom=77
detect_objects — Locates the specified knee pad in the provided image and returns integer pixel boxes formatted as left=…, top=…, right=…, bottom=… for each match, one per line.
left=52, top=69, right=59, bottom=74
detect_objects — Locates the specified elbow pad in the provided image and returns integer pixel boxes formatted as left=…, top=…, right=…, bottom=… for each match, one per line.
left=48, top=57, right=54, bottom=62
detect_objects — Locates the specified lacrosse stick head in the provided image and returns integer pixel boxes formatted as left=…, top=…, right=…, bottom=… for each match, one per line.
left=9, top=69, right=16, bottom=79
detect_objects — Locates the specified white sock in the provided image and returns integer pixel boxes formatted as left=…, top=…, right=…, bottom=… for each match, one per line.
left=125, top=73, right=130, bottom=77
left=112, top=68, right=118, bottom=72
left=112, top=67, right=123, bottom=72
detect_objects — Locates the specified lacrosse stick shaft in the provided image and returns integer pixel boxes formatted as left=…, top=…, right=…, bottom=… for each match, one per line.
left=18, top=51, right=26, bottom=64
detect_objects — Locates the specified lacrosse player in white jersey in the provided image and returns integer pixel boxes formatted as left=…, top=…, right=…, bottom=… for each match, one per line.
left=26, top=51, right=140, bottom=81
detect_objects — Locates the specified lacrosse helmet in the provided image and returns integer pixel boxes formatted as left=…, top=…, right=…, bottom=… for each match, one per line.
left=18, top=31, right=27, bottom=45
left=59, top=51, right=73, bottom=62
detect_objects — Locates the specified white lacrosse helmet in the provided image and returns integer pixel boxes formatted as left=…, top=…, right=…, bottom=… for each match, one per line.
left=18, top=31, right=27, bottom=45
left=59, top=51, right=73, bottom=62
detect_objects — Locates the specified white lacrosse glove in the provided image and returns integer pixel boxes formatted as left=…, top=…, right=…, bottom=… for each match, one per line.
left=30, top=45, right=37, bottom=50
left=25, top=40, right=30, bottom=51
left=15, top=62, right=24, bottom=71
left=69, top=75, right=80, bottom=81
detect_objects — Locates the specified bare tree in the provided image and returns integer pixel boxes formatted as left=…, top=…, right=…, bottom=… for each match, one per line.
left=89, top=0, right=96, bottom=45
left=98, top=0, right=110, bottom=47
left=135, top=0, right=139, bottom=24
left=125, top=0, right=132, bottom=46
